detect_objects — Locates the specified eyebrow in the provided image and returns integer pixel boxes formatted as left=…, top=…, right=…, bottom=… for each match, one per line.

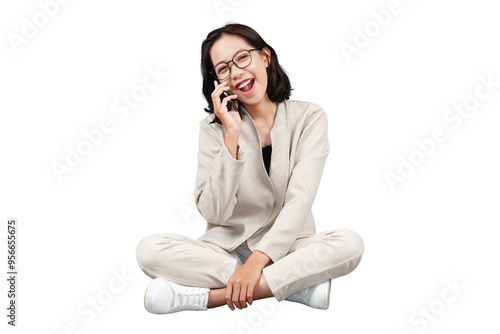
left=213, top=48, right=245, bottom=67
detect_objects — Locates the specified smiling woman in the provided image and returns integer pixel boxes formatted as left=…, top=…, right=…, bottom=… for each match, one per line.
left=201, top=24, right=292, bottom=125
left=135, top=23, right=365, bottom=316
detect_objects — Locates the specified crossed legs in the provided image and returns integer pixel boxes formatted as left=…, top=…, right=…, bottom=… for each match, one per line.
left=136, top=229, right=364, bottom=308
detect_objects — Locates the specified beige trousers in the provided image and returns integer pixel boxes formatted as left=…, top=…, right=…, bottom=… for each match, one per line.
left=135, top=229, right=364, bottom=302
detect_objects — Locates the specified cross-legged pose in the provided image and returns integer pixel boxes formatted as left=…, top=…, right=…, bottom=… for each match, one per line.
left=135, top=23, right=364, bottom=314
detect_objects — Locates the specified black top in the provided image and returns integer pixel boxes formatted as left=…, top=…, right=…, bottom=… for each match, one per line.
left=262, top=144, right=272, bottom=176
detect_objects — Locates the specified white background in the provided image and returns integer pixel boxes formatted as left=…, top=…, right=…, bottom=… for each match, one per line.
left=1, top=0, right=499, bottom=333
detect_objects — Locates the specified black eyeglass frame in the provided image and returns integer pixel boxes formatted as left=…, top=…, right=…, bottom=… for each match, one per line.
left=210, top=48, right=262, bottom=81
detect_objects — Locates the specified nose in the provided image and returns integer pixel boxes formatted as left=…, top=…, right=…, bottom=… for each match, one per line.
left=230, top=64, right=245, bottom=83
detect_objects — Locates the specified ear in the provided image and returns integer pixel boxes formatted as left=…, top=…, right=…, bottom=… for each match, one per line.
left=261, top=47, right=271, bottom=67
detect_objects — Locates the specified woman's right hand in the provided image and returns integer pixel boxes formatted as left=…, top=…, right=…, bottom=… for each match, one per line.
left=211, top=80, right=242, bottom=133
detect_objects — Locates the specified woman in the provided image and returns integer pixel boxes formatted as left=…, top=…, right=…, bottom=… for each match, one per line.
left=135, top=23, right=364, bottom=314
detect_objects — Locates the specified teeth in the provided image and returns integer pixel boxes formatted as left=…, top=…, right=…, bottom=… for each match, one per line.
left=238, top=79, right=253, bottom=89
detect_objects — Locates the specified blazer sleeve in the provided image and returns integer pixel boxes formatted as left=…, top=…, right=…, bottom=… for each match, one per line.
left=193, top=119, right=247, bottom=225
left=253, top=107, right=330, bottom=263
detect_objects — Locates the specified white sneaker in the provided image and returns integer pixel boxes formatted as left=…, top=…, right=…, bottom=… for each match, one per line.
left=144, top=278, right=210, bottom=314
left=285, top=280, right=331, bottom=310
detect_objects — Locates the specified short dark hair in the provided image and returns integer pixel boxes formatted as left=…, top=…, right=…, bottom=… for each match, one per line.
left=201, top=23, right=293, bottom=124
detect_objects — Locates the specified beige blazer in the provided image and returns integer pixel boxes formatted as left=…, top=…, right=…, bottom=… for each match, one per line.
left=193, top=99, right=330, bottom=263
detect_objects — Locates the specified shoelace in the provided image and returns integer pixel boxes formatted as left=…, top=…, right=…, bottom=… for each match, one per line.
left=288, top=287, right=311, bottom=303
left=171, top=285, right=208, bottom=310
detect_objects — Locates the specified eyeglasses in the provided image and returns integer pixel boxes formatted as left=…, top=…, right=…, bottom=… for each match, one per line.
left=211, top=48, right=261, bottom=81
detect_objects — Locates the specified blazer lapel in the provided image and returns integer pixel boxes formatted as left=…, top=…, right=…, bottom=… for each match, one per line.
left=269, top=101, right=289, bottom=213
left=240, top=101, right=290, bottom=215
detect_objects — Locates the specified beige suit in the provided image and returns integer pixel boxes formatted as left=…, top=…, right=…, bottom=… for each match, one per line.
left=136, top=100, right=364, bottom=301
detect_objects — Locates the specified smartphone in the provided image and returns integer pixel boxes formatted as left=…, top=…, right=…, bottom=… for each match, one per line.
left=222, top=91, right=238, bottom=111
left=213, top=74, right=239, bottom=111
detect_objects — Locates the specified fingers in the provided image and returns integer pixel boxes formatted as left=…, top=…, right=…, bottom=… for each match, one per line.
left=239, top=285, right=249, bottom=309
left=232, top=284, right=242, bottom=310
left=212, top=84, right=238, bottom=118
left=223, top=95, right=238, bottom=111
left=225, top=282, right=235, bottom=311
left=212, top=81, right=235, bottom=101
left=211, top=80, right=228, bottom=102
left=247, top=284, right=254, bottom=305
left=225, top=283, right=250, bottom=310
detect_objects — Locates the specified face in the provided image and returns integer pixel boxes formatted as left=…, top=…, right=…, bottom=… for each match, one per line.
left=210, top=34, right=271, bottom=107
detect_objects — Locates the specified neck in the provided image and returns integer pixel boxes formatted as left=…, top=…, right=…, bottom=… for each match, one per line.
left=244, top=97, right=278, bottom=124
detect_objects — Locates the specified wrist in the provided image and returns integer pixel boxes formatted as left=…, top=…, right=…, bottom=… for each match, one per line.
left=245, top=251, right=271, bottom=271
left=224, top=128, right=240, bottom=138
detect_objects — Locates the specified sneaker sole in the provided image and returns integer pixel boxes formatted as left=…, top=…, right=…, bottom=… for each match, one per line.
left=322, top=280, right=332, bottom=310
left=313, top=280, right=332, bottom=310
left=144, top=277, right=171, bottom=314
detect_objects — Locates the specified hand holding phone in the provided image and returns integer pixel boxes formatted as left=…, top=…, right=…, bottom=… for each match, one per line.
left=213, top=81, right=239, bottom=112
left=222, top=91, right=238, bottom=111
left=211, top=80, right=242, bottom=132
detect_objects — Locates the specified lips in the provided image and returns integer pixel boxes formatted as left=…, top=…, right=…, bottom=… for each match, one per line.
left=236, top=79, right=254, bottom=93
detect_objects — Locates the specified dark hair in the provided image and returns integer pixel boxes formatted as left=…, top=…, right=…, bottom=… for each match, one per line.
left=201, top=23, right=292, bottom=124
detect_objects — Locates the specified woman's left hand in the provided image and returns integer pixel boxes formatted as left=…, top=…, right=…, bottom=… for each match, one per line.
left=225, top=263, right=262, bottom=310
left=225, top=251, right=271, bottom=310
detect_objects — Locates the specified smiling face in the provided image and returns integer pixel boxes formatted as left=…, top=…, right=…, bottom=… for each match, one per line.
left=210, top=34, right=271, bottom=107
